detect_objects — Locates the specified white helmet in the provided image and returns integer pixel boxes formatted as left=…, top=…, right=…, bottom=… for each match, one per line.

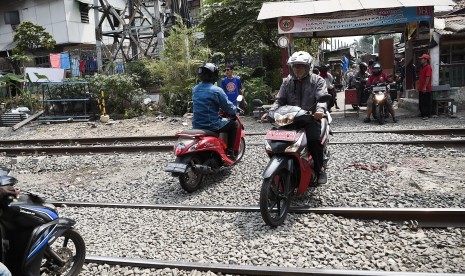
left=287, top=51, right=314, bottom=78
left=287, top=51, right=314, bottom=68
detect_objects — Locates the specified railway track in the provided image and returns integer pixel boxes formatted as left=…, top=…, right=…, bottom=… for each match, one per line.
left=50, top=201, right=465, bottom=228
left=58, top=201, right=464, bottom=274
left=84, top=255, right=461, bottom=276
left=1, top=139, right=464, bottom=155
left=1, top=128, right=464, bottom=146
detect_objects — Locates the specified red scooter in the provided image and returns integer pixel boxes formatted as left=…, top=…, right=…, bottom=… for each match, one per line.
left=165, top=96, right=246, bottom=192
left=254, top=94, right=332, bottom=227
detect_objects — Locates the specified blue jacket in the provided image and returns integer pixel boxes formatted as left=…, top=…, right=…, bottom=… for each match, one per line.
left=192, top=82, right=236, bottom=131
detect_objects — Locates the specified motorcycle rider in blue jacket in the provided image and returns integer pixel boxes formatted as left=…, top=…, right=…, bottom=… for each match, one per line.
left=192, top=63, right=238, bottom=159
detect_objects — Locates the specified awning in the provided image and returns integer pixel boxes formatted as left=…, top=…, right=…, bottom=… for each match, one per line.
left=75, top=0, right=92, bottom=5
left=258, top=0, right=457, bottom=20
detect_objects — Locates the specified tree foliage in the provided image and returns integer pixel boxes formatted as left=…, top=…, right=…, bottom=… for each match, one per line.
left=159, top=21, right=212, bottom=115
left=13, top=21, right=56, bottom=54
left=201, top=0, right=279, bottom=57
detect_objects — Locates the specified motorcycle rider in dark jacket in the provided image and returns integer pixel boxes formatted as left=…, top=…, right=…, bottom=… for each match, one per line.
left=363, top=63, right=398, bottom=123
left=262, top=51, right=329, bottom=184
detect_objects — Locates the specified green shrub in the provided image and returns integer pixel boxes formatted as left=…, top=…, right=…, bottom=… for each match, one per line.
left=243, top=77, right=271, bottom=114
left=126, top=58, right=164, bottom=90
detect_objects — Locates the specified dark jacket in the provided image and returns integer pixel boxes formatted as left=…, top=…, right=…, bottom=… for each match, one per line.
left=271, top=73, right=328, bottom=113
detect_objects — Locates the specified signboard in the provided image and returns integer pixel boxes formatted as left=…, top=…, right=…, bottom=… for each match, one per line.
left=25, top=67, right=65, bottom=83
left=278, top=6, right=433, bottom=34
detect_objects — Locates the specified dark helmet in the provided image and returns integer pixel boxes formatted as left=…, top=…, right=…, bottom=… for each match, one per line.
left=319, top=64, right=328, bottom=72
left=372, top=63, right=382, bottom=75
left=359, top=62, right=368, bottom=70
left=198, top=63, right=219, bottom=83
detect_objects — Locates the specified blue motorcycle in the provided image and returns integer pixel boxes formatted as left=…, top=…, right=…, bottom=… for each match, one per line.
left=0, top=166, right=85, bottom=276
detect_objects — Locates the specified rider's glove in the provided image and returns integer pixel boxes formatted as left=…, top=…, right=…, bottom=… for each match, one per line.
left=0, top=185, right=17, bottom=199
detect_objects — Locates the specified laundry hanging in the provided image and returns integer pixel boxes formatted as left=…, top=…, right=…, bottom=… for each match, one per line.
left=71, top=58, right=80, bottom=77
left=50, top=54, right=61, bottom=68
left=60, top=53, right=71, bottom=70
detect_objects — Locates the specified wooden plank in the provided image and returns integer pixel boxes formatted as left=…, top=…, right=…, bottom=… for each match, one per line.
left=12, top=110, right=44, bottom=131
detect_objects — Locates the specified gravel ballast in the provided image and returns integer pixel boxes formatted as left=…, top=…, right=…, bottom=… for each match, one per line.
left=1, top=112, right=464, bottom=275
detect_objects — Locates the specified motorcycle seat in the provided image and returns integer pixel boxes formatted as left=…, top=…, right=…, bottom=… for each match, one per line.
left=178, top=129, right=219, bottom=138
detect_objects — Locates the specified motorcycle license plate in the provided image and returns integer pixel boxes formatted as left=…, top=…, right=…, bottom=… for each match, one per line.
left=265, top=130, right=298, bottom=141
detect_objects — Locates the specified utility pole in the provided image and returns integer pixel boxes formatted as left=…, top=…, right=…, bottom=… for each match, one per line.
left=93, top=0, right=102, bottom=72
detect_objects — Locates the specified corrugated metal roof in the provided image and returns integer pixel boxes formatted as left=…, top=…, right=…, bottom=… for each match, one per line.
left=258, top=0, right=457, bottom=20
left=435, top=16, right=465, bottom=34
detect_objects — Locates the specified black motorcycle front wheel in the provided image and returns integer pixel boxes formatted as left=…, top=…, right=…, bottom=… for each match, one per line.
left=259, top=169, right=292, bottom=227
left=378, top=105, right=386, bottom=125
left=179, top=157, right=203, bottom=193
left=42, top=229, right=86, bottom=276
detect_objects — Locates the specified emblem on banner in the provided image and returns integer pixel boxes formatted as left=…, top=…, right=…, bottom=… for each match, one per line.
left=279, top=17, right=294, bottom=32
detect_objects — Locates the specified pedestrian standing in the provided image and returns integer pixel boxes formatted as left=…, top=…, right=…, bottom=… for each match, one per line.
left=220, top=64, right=246, bottom=107
left=417, top=54, right=432, bottom=119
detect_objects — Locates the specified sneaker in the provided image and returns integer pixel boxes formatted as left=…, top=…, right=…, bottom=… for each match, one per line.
left=393, top=117, right=398, bottom=123
left=335, top=106, right=340, bottom=110
left=432, top=115, right=439, bottom=118
left=317, top=171, right=327, bottom=185
left=422, top=117, right=429, bottom=120
left=363, top=117, right=371, bottom=123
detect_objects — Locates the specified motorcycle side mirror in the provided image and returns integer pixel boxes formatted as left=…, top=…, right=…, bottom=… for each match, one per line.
left=0, top=166, right=11, bottom=176
left=317, top=94, right=332, bottom=103
left=236, top=95, right=243, bottom=103
left=0, top=175, right=17, bottom=186
left=252, top=99, right=263, bottom=107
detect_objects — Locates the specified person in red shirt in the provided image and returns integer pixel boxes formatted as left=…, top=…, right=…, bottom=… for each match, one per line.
left=418, top=54, right=433, bottom=119
left=363, top=63, right=397, bottom=123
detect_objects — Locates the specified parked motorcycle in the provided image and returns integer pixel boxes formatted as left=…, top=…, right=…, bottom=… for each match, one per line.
left=370, top=82, right=391, bottom=125
left=165, top=96, right=246, bottom=193
left=0, top=166, right=86, bottom=276
left=255, top=94, right=332, bottom=227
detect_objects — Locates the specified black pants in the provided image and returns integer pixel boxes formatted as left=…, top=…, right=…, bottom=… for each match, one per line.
left=218, top=120, right=238, bottom=150
left=304, top=120, right=324, bottom=174
left=419, top=92, right=432, bottom=117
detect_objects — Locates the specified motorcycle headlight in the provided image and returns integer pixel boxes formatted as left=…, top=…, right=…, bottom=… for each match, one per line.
left=274, top=112, right=298, bottom=126
left=375, top=94, right=385, bottom=101
left=285, top=133, right=304, bottom=153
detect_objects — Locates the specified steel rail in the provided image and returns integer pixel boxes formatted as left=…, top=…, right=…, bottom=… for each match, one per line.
left=50, top=201, right=465, bottom=228
left=84, top=255, right=460, bottom=276
left=0, top=145, right=173, bottom=155
left=0, top=135, right=178, bottom=146
left=1, top=128, right=464, bottom=146
left=1, top=139, right=464, bottom=156
left=249, top=127, right=465, bottom=136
